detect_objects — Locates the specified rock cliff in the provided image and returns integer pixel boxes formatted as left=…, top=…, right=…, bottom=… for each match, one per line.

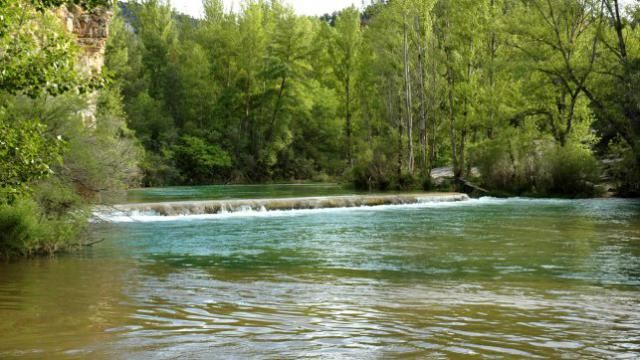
left=56, top=5, right=113, bottom=127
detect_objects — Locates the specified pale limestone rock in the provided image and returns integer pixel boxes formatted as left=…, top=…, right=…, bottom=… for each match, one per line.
left=56, top=5, right=112, bottom=128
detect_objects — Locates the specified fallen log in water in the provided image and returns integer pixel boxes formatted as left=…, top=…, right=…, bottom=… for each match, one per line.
left=103, top=193, right=470, bottom=217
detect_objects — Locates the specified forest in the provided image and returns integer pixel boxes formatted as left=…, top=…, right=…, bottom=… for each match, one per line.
left=1, top=0, right=640, bottom=256
left=107, top=0, right=640, bottom=197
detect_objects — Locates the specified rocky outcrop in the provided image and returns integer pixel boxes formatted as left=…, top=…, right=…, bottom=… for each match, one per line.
left=57, top=5, right=112, bottom=76
left=56, top=5, right=113, bottom=127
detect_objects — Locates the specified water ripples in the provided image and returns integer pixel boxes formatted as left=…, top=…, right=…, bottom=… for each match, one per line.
left=102, top=269, right=640, bottom=359
left=1, top=197, right=639, bottom=358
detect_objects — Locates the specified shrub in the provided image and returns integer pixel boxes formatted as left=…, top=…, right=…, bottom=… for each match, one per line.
left=473, top=135, right=541, bottom=194
left=0, top=199, right=42, bottom=257
left=422, top=176, right=433, bottom=191
left=0, top=116, right=64, bottom=202
left=0, top=197, right=87, bottom=258
left=391, top=172, right=419, bottom=190
left=541, top=143, right=600, bottom=196
left=174, top=135, right=232, bottom=184
left=139, top=148, right=181, bottom=187
left=608, top=143, right=640, bottom=197
left=474, top=136, right=600, bottom=197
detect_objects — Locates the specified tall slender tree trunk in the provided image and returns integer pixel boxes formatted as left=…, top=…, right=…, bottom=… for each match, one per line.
left=456, top=41, right=474, bottom=180
left=458, top=130, right=466, bottom=180
left=415, top=15, right=429, bottom=177
left=346, top=76, right=353, bottom=168
left=601, top=1, right=640, bottom=166
left=384, top=78, right=401, bottom=177
left=403, top=15, right=414, bottom=174
left=610, top=0, right=627, bottom=60
left=445, top=47, right=458, bottom=180
left=429, top=35, right=438, bottom=172
left=267, top=75, right=287, bottom=144
left=398, top=97, right=404, bottom=178
left=245, top=77, right=259, bottom=157
left=442, top=3, right=456, bottom=175
left=488, top=0, right=497, bottom=139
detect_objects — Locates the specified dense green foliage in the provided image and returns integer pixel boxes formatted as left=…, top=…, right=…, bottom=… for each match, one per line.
left=0, top=117, right=64, bottom=202
left=0, top=0, right=140, bottom=257
left=108, top=0, right=640, bottom=196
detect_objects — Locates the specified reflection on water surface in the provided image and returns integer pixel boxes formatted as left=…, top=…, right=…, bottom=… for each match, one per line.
left=1, top=197, right=639, bottom=358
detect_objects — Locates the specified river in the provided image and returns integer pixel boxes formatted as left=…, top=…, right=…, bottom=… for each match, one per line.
left=1, top=185, right=639, bottom=359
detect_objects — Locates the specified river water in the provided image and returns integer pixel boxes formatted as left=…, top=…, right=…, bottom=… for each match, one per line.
left=1, top=187, right=639, bottom=359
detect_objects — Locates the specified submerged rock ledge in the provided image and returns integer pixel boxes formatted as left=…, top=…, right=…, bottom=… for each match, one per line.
left=108, top=193, right=470, bottom=216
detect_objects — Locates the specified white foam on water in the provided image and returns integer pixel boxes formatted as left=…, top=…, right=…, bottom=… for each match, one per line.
left=92, top=196, right=586, bottom=224
left=93, top=195, right=469, bottom=223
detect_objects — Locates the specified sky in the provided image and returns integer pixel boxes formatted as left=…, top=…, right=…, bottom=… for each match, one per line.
left=171, top=0, right=637, bottom=18
left=172, top=0, right=360, bottom=18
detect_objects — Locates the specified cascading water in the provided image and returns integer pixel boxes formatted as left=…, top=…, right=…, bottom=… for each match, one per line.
left=94, top=193, right=470, bottom=222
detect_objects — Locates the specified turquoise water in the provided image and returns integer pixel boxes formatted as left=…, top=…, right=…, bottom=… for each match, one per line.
left=1, top=196, right=639, bottom=358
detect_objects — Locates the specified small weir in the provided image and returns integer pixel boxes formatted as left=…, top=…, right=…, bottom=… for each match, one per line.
left=102, top=193, right=470, bottom=217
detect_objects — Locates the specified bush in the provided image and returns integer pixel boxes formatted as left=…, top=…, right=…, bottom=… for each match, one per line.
left=0, top=116, right=65, bottom=202
left=351, top=163, right=391, bottom=191
left=542, top=143, right=600, bottom=196
left=33, top=179, right=84, bottom=218
left=174, top=135, right=232, bottom=184
left=0, top=198, right=87, bottom=258
left=473, top=135, right=541, bottom=194
left=422, top=176, right=433, bottom=191
left=0, top=200, right=42, bottom=257
left=391, top=173, right=419, bottom=190
left=475, top=136, right=600, bottom=197
left=608, top=144, right=640, bottom=197
left=140, top=147, right=182, bottom=187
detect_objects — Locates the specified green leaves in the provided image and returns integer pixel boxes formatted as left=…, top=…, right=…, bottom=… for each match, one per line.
left=0, top=0, right=112, bottom=97
left=0, top=117, right=65, bottom=203
left=1, top=2, right=76, bottom=97
left=105, top=0, right=638, bottom=193
left=174, top=135, right=232, bottom=184
left=28, top=0, right=111, bottom=12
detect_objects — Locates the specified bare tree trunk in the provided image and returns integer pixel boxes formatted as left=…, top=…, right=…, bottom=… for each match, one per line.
left=458, top=130, right=466, bottom=180
left=429, top=35, right=438, bottom=173
left=267, top=75, right=287, bottom=144
left=403, top=15, right=415, bottom=174
left=244, top=77, right=259, bottom=157
left=608, top=0, right=627, bottom=60
left=457, top=40, right=474, bottom=179
left=415, top=15, right=428, bottom=177
left=346, top=76, right=353, bottom=168
left=488, top=0, right=497, bottom=139
left=398, top=96, right=404, bottom=178
left=446, top=57, right=458, bottom=179
left=384, top=77, right=401, bottom=177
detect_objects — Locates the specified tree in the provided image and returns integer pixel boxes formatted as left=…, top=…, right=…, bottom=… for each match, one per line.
left=0, top=1, right=81, bottom=97
left=508, top=0, right=600, bottom=146
left=174, top=135, right=232, bottom=184
left=0, top=117, right=64, bottom=202
left=0, top=0, right=99, bottom=202
left=104, top=0, right=636, bottom=195
left=587, top=0, right=640, bottom=164
left=330, top=7, right=362, bottom=167
left=433, top=0, right=489, bottom=180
